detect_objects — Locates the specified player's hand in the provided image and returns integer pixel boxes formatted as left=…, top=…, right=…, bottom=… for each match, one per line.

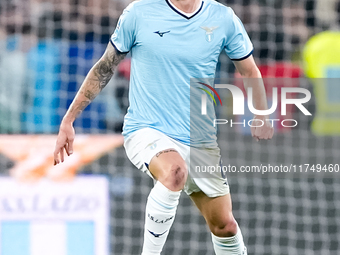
left=53, top=120, right=75, bottom=165
left=250, top=115, right=274, bottom=141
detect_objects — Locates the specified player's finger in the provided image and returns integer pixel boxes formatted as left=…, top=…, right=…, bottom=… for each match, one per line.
left=54, top=147, right=61, bottom=165
left=263, top=131, right=270, bottom=140
left=270, top=127, right=274, bottom=139
left=263, top=122, right=273, bottom=139
left=68, top=138, right=74, bottom=155
left=251, top=125, right=256, bottom=137
left=258, top=127, right=270, bottom=140
left=253, top=132, right=260, bottom=141
left=251, top=126, right=259, bottom=141
left=64, top=143, right=70, bottom=156
left=261, top=126, right=270, bottom=140
left=60, top=147, right=65, bottom=162
left=255, top=126, right=263, bottom=139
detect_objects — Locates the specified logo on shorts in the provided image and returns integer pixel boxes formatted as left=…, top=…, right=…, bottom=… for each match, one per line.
left=149, top=143, right=157, bottom=150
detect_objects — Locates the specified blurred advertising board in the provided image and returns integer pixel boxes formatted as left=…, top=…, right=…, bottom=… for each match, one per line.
left=0, top=177, right=109, bottom=255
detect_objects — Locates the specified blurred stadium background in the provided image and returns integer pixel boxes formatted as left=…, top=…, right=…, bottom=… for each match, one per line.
left=0, top=0, right=340, bottom=255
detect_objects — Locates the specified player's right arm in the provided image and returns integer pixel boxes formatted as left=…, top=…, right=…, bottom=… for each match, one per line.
left=53, top=43, right=126, bottom=165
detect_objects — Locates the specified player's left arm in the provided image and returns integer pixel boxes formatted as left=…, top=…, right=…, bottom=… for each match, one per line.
left=233, top=55, right=274, bottom=141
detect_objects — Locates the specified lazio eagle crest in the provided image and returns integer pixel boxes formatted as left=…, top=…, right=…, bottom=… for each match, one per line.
left=200, top=26, right=219, bottom=42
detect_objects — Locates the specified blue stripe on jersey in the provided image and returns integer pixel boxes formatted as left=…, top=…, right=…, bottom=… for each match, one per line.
left=111, top=0, right=253, bottom=147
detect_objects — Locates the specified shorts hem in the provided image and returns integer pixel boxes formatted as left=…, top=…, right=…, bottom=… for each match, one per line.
left=185, top=188, right=230, bottom=198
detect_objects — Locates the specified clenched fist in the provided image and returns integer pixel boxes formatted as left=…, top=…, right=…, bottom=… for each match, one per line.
left=250, top=116, right=274, bottom=141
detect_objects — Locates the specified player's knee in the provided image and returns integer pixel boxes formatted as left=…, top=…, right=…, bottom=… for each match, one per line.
left=163, top=163, right=188, bottom=191
left=210, top=216, right=238, bottom=237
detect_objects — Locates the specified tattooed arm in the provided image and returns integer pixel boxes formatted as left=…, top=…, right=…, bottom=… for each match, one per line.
left=54, top=43, right=126, bottom=165
left=65, top=43, right=126, bottom=123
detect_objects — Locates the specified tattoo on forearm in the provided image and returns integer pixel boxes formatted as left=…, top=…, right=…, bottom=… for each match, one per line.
left=69, top=47, right=126, bottom=119
left=84, top=90, right=96, bottom=101
left=93, top=49, right=126, bottom=90
left=70, top=100, right=90, bottom=116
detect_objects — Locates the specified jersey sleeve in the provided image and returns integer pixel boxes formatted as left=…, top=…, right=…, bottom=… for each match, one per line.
left=110, top=3, right=137, bottom=53
left=224, top=8, right=253, bottom=61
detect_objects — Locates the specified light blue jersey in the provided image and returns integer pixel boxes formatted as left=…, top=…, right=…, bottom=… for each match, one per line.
left=111, top=0, right=253, bottom=148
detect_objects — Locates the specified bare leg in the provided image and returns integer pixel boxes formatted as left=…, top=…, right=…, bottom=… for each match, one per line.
left=190, top=191, right=237, bottom=237
left=149, top=149, right=188, bottom=191
left=191, top=191, right=247, bottom=255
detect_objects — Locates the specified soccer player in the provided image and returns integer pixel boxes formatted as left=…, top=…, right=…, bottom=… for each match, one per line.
left=54, top=0, right=274, bottom=254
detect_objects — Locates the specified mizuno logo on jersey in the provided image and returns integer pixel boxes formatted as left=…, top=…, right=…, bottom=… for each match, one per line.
left=200, top=26, right=219, bottom=42
left=154, top=30, right=171, bottom=37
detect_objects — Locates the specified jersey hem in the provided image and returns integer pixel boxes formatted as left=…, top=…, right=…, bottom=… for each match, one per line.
left=230, top=49, right=254, bottom=61
left=123, top=126, right=218, bottom=149
left=123, top=126, right=190, bottom=146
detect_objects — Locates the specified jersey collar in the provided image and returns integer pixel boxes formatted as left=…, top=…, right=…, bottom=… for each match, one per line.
left=166, top=0, right=204, bottom=20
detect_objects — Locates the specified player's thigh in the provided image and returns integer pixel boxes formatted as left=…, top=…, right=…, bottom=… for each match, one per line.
left=124, top=127, right=178, bottom=173
left=190, top=191, right=237, bottom=237
left=124, top=127, right=187, bottom=190
left=149, top=150, right=188, bottom=191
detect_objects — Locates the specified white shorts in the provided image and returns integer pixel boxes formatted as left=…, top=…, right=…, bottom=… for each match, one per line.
left=124, top=128, right=230, bottom=197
